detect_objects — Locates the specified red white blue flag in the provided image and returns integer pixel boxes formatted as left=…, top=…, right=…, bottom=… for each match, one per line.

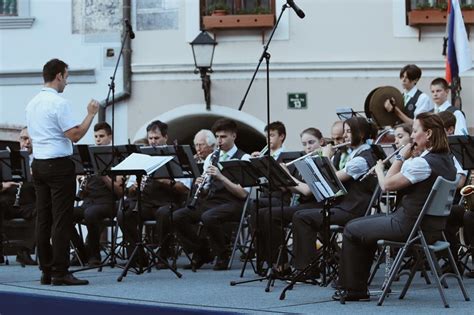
left=445, top=0, right=472, bottom=83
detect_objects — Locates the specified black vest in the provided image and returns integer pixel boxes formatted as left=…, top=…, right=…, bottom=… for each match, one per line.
left=403, top=90, right=422, bottom=119
left=333, top=147, right=377, bottom=216
left=394, top=152, right=456, bottom=231
left=210, top=148, right=247, bottom=202
left=445, top=105, right=466, bottom=118
left=84, top=175, right=115, bottom=204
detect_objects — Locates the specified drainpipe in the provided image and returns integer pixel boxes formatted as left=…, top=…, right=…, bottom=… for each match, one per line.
left=98, top=0, right=132, bottom=122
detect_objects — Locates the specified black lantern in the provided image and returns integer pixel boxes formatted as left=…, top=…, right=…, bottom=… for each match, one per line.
left=190, top=31, right=217, bottom=110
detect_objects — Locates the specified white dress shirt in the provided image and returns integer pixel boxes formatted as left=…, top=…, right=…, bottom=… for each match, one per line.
left=435, top=101, right=468, bottom=136
left=25, top=87, right=80, bottom=159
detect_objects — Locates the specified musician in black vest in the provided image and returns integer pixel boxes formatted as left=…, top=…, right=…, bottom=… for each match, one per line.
left=335, top=113, right=456, bottom=301
left=117, top=120, right=190, bottom=265
left=291, top=117, right=378, bottom=275
left=173, top=118, right=250, bottom=271
left=70, top=122, right=124, bottom=266
left=384, top=64, right=433, bottom=124
left=0, top=127, right=36, bottom=265
left=431, top=77, right=468, bottom=136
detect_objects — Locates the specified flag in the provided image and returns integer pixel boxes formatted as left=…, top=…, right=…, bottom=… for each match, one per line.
left=445, top=0, right=472, bottom=83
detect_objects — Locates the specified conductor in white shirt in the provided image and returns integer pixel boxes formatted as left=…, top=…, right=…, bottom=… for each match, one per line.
left=26, top=59, right=99, bottom=285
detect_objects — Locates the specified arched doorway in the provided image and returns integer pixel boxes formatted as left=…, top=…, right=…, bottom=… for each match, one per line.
left=132, top=104, right=267, bottom=153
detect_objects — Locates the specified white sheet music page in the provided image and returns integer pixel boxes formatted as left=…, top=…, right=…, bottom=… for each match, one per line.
left=111, top=153, right=173, bottom=175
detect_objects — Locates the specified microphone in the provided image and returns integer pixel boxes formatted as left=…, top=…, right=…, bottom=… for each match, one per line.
left=124, top=19, right=135, bottom=39
left=287, top=0, right=305, bottom=19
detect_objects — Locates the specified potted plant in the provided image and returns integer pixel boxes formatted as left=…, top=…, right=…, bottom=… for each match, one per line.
left=207, top=1, right=230, bottom=16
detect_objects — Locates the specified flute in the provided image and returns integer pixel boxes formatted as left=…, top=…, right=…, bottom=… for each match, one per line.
left=285, top=142, right=351, bottom=166
left=359, top=144, right=406, bottom=181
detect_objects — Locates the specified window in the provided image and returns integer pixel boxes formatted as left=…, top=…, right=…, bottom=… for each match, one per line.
left=0, top=0, right=34, bottom=29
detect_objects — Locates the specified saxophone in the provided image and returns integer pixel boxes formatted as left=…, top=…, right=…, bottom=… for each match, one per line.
left=460, top=185, right=474, bottom=212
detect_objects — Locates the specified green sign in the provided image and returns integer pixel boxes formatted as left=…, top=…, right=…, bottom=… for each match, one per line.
left=288, top=93, right=307, bottom=109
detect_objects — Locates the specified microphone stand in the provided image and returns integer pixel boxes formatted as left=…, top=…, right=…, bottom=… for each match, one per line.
left=72, top=22, right=132, bottom=273
left=231, top=3, right=292, bottom=292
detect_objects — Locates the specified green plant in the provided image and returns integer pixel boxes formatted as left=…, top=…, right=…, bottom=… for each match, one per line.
left=207, top=0, right=230, bottom=15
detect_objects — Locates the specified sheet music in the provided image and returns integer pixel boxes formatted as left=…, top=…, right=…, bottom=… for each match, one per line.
left=306, top=158, right=333, bottom=197
left=111, top=153, right=173, bottom=175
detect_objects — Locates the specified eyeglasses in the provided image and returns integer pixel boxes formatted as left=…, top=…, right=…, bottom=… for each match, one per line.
left=20, top=136, right=30, bottom=141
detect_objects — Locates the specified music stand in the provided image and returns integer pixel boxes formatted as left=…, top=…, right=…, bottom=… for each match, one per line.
left=71, top=144, right=94, bottom=175
left=336, top=107, right=365, bottom=120
left=70, top=145, right=139, bottom=273
left=448, top=136, right=474, bottom=170
left=280, top=156, right=347, bottom=299
left=279, top=151, right=304, bottom=178
left=229, top=156, right=297, bottom=291
left=107, top=153, right=182, bottom=281
left=0, top=150, right=31, bottom=182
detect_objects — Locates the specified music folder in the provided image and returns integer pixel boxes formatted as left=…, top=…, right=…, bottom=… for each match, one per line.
left=295, top=156, right=347, bottom=202
left=111, top=153, right=173, bottom=176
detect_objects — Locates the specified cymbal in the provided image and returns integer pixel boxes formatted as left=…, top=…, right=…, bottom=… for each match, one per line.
left=364, top=87, right=379, bottom=119
left=368, top=86, right=403, bottom=127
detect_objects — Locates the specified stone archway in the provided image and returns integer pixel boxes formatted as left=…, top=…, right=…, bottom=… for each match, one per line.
left=132, top=104, right=267, bottom=153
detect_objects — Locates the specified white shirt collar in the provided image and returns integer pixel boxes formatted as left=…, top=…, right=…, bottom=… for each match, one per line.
left=221, top=144, right=238, bottom=160
left=41, top=87, right=58, bottom=94
left=435, top=100, right=451, bottom=112
left=405, top=86, right=418, bottom=97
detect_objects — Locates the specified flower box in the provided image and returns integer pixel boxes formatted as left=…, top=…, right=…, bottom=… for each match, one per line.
left=203, top=14, right=275, bottom=30
left=408, top=9, right=474, bottom=26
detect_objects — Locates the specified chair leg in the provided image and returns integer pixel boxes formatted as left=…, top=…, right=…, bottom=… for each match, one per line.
left=420, top=236, right=450, bottom=308
left=443, top=235, right=471, bottom=302
left=399, top=250, right=423, bottom=299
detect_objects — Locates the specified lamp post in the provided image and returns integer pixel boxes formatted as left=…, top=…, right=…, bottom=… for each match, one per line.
left=190, top=31, right=217, bottom=110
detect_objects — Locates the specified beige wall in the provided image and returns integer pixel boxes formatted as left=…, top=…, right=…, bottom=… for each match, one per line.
left=127, top=0, right=473, bottom=151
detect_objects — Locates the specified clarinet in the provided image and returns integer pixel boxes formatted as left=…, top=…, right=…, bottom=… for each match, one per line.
left=132, top=175, right=148, bottom=212
left=13, top=182, right=23, bottom=208
left=188, top=147, right=221, bottom=209
left=75, top=175, right=89, bottom=201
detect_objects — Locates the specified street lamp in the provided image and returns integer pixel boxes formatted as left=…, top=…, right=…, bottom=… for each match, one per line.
left=190, top=31, right=217, bottom=110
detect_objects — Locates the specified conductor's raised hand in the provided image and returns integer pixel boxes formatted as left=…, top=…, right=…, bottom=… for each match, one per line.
left=87, top=99, right=100, bottom=116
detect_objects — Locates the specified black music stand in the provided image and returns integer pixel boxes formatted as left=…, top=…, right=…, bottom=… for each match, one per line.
left=279, top=151, right=304, bottom=178
left=449, top=136, right=474, bottom=170
left=70, top=145, right=139, bottom=273
left=138, top=145, right=200, bottom=268
left=280, top=156, right=347, bottom=300
left=71, top=144, right=95, bottom=176
left=336, top=107, right=365, bottom=120
left=0, top=150, right=31, bottom=182
left=229, top=156, right=297, bottom=291
left=108, top=153, right=182, bottom=281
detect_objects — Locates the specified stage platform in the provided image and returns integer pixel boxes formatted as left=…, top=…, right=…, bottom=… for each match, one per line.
left=0, top=256, right=472, bottom=314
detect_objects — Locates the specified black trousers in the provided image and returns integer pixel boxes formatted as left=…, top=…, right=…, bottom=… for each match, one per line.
left=340, top=214, right=441, bottom=292
left=173, top=197, right=244, bottom=257
left=445, top=204, right=474, bottom=261
left=0, top=201, right=36, bottom=253
left=117, top=203, right=172, bottom=256
left=32, top=157, right=76, bottom=276
left=71, top=201, right=115, bottom=260
left=256, top=201, right=321, bottom=267
left=292, top=207, right=358, bottom=270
